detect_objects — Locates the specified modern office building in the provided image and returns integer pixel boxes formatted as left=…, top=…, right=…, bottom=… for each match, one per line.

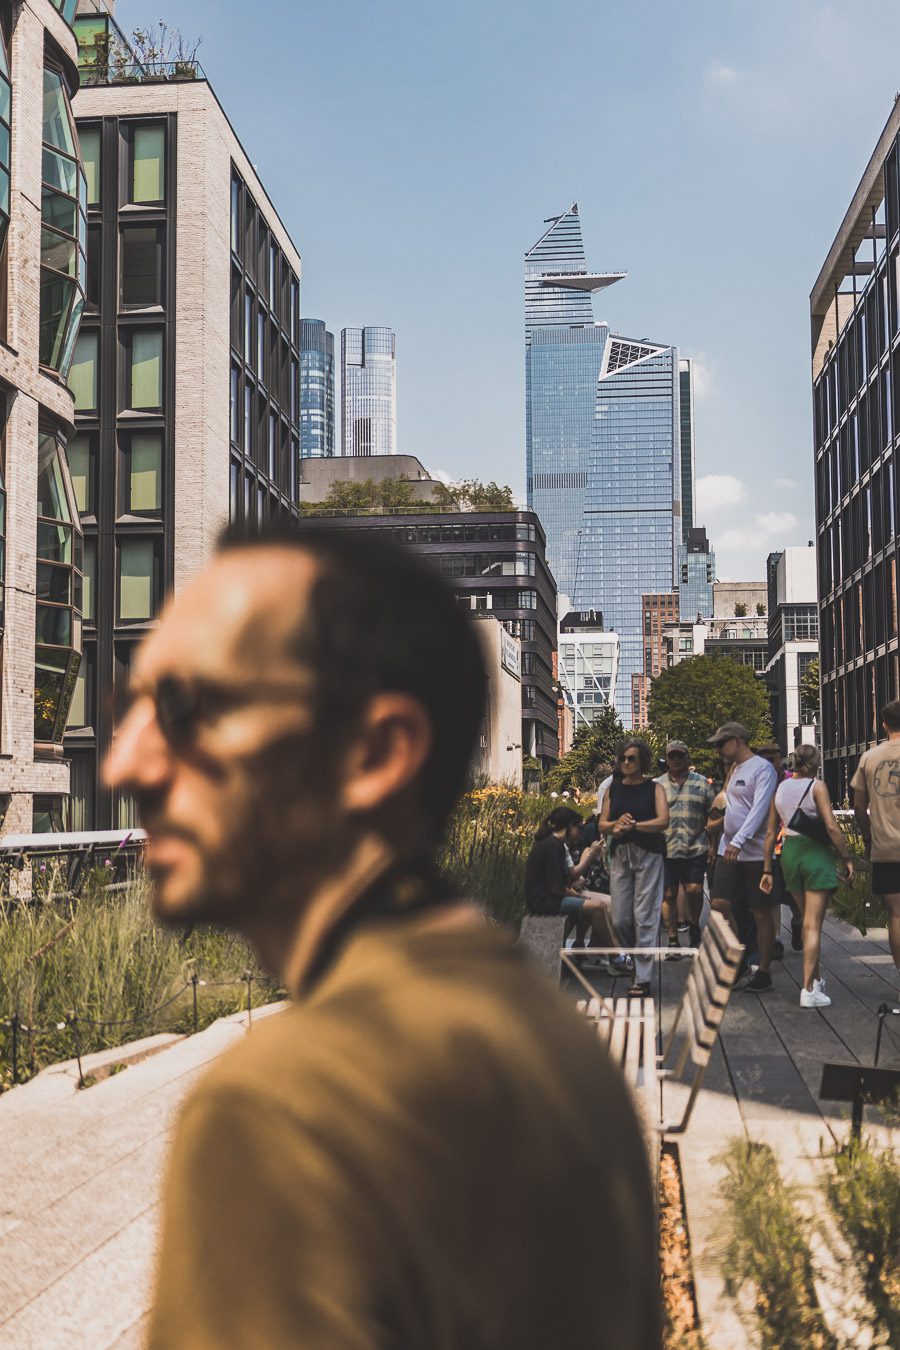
left=299, top=318, right=334, bottom=458
left=525, top=204, right=625, bottom=598
left=632, top=591, right=679, bottom=727
left=766, top=546, right=819, bottom=752
left=677, top=526, right=715, bottom=620
left=298, top=508, right=559, bottom=768
left=556, top=606, right=619, bottom=733
left=663, top=609, right=769, bottom=677
left=341, top=325, right=396, bottom=456
left=0, top=0, right=87, bottom=834
left=65, top=9, right=303, bottom=829
left=573, top=335, right=682, bottom=724
left=810, top=101, right=900, bottom=797
left=679, top=358, right=696, bottom=540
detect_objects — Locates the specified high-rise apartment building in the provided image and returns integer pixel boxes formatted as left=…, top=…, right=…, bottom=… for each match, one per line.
left=766, top=546, right=819, bottom=752
left=678, top=526, right=715, bottom=620
left=66, top=6, right=303, bottom=828
left=632, top=591, right=679, bottom=727
left=811, top=101, right=900, bottom=797
left=341, top=326, right=396, bottom=456
left=679, top=358, right=696, bottom=540
left=557, top=608, right=619, bottom=733
left=299, top=318, right=334, bottom=458
left=573, top=335, right=682, bottom=724
left=525, top=205, right=624, bottom=599
left=0, top=0, right=87, bottom=834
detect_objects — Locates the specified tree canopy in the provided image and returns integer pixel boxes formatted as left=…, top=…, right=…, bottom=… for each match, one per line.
left=300, top=477, right=516, bottom=515
left=647, top=654, right=773, bottom=774
left=543, top=705, right=626, bottom=794
left=799, top=657, right=820, bottom=719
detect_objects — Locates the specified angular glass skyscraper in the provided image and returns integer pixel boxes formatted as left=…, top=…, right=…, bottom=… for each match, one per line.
left=341, top=326, right=397, bottom=456
left=573, top=337, right=681, bottom=723
left=525, top=206, right=625, bottom=599
left=678, top=358, right=695, bottom=540
left=299, top=319, right=335, bottom=458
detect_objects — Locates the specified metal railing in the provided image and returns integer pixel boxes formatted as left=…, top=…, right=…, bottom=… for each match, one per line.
left=79, top=58, right=205, bottom=86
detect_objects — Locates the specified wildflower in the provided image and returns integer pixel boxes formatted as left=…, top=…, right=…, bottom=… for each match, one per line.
left=104, top=858, right=113, bottom=867
left=39, top=864, right=46, bottom=873
left=550, top=792, right=558, bottom=799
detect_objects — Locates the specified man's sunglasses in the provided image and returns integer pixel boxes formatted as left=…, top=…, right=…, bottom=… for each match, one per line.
left=117, top=673, right=311, bottom=751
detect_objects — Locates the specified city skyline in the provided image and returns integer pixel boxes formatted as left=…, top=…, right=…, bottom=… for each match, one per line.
left=110, top=0, right=900, bottom=581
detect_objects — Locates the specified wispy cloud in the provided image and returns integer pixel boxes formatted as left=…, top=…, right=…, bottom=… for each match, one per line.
left=774, top=477, right=798, bottom=490
left=684, top=352, right=717, bottom=401
left=697, top=473, right=744, bottom=514
left=707, top=60, right=738, bottom=84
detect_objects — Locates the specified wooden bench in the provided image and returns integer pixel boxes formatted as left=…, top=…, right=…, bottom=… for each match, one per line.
left=562, top=912, right=744, bottom=1138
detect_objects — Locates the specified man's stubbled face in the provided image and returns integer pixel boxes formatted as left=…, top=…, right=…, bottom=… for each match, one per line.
left=104, top=549, right=348, bottom=931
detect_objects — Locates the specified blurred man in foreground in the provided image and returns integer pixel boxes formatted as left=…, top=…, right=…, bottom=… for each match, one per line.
left=105, top=526, right=660, bottom=1350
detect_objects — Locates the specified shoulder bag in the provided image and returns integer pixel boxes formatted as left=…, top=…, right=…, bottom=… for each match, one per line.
left=788, top=780, right=833, bottom=848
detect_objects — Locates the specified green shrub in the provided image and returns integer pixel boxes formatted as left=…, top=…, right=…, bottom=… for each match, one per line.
left=717, top=1139, right=837, bottom=1349
left=823, top=1137, right=900, bottom=1343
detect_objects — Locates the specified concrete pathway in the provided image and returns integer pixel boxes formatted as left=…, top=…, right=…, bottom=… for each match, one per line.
left=0, top=1003, right=285, bottom=1349
left=660, top=912, right=899, bottom=1350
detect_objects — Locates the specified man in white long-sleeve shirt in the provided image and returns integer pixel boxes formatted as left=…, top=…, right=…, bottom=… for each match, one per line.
left=708, top=722, right=778, bottom=992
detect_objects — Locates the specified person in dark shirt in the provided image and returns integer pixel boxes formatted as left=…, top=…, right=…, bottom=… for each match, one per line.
left=525, top=807, right=614, bottom=948
left=598, top=740, right=669, bottom=997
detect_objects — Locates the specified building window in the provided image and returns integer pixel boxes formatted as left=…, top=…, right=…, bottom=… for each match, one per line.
left=35, top=429, right=82, bottom=745
left=131, top=124, right=165, bottom=203
left=121, top=225, right=163, bottom=308
left=79, top=124, right=100, bottom=205
left=70, top=330, right=98, bottom=411
left=123, top=433, right=162, bottom=514
left=68, top=646, right=93, bottom=730
left=67, top=434, right=92, bottom=515
left=0, top=18, right=10, bottom=265
left=127, top=329, right=163, bottom=409
left=40, top=65, right=87, bottom=376
left=119, top=536, right=159, bottom=620
left=82, top=537, right=95, bottom=622
left=85, top=223, right=101, bottom=308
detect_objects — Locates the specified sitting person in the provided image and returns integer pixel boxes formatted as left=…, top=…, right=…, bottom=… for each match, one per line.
left=525, top=807, right=617, bottom=961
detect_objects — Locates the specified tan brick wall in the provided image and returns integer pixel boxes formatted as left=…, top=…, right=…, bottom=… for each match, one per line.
left=0, top=2, right=81, bottom=828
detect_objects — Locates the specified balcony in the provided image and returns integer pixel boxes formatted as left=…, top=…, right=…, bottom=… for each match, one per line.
left=78, top=57, right=204, bottom=87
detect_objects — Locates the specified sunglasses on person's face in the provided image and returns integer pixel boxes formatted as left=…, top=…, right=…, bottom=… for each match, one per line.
left=666, top=751, right=688, bottom=760
left=119, top=672, right=312, bottom=753
left=620, top=753, right=639, bottom=764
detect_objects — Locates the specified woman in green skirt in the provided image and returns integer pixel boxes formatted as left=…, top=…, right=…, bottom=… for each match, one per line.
left=760, top=745, right=854, bottom=1007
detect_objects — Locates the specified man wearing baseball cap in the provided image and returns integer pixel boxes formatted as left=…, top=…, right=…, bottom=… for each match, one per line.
left=707, top=722, right=778, bottom=991
left=656, top=741, right=715, bottom=951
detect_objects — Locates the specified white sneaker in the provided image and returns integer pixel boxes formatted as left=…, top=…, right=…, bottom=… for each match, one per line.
left=800, top=983, right=831, bottom=1008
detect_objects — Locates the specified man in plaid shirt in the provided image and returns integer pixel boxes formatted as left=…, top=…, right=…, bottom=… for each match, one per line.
left=656, top=741, right=715, bottom=950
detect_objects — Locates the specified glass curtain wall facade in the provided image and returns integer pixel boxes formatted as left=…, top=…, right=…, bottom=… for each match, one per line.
left=678, top=358, right=695, bottom=539
left=524, top=204, right=625, bottom=599
left=811, top=110, right=900, bottom=797
left=40, top=60, right=86, bottom=375
left=299, top=318, right=335, bottom=458
left=678, top=526, right=715, bottom=620
left=340, top=326, right=396, bottom=456
left=574, top=339, right=681, bottom=724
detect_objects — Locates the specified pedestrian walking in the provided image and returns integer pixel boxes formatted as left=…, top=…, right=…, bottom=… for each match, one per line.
left=656, top=741, right=715, bottom=952
left=756, top=740, right=803, bottom=951
left=852, top=699, right=900, bottom=988
left=598, top=739, right=669, bottom=998
left=761, top=745, right=854, bottom=1007
left=707, top=722, right=778, bottom=991
left=105, top=525, right=661, bottom=1350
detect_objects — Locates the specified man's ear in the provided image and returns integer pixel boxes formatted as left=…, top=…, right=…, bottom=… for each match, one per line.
left=341, top=693, right=433, bottom=814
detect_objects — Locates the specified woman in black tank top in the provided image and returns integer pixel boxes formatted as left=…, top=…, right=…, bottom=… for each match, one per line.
left=598, top=739, right=669, bottom=997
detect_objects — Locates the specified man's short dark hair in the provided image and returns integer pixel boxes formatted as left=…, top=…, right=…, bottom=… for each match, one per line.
left=882, top=700, right=900, bottom=731
left=218, top=523, right=487, bottom=835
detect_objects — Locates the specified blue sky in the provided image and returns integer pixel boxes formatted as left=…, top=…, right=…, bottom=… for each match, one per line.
left=118, top=0, right=900, bottom=578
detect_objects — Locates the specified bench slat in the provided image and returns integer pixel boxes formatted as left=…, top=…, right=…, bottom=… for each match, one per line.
left=609, top=998, right=629, bottom=1066
left=703, top=912, right=743, bottom=967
